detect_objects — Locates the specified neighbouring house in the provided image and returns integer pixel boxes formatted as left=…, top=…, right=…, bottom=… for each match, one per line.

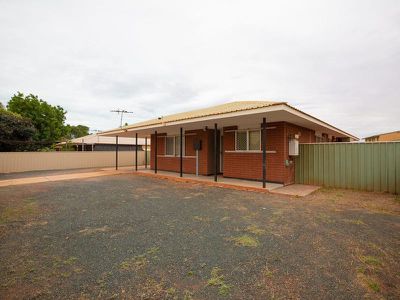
left=364, top=130, right=400, bottom=142
left=57, top=133, right=148, bottom=151
left=100, top=101, right=358, bottom=185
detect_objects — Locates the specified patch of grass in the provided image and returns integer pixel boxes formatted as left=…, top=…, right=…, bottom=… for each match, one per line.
left=61, top=272, right=71, bottom=278
left=64, top=257, right=78, bottom=265
left=367, top=280, right=380, bottom=292
left=356, top=266, right=366, bottom=274
left=207, top=267, right=231, bottom=297
left=219, top=216, right=230, bottom=222
left=136, top=278, right=168, bottom=299
left=73, top=267, right=84, bottom=274
left=0, top=199, right=38, bottom=224
left=120, top=254, right=148, bottom=271
left=183, top=289, right=193, bottom=300
left=228, top=235, right=259, bottom=247
left=146, top=246, right=160, bottom=256
left=263, top=268, right=273, bottom=278
left=360, top=255, right=381, bottom=266
left=269, top=210, right=284, bottom=223
left=318, top=213, right=334, bottom=224
left=166, top=287, right=176, bottom=298
left=218, top=283, right=231, bottom=296
left=207, top=267, right=224, bottom=286
left=245, top=225, right=266, bottom=235
left=344, top=219, right=365, bottom=225
left=242, top=212, right=258, bottom=220
left=119, top=246, right=160, bottom=271
left=78, top=225, right=109, bottom=235
left=193, top=216, right=210, bottom=222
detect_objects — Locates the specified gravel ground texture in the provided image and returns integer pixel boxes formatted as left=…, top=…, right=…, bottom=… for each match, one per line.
left=0, top=173, right=399, bottom=299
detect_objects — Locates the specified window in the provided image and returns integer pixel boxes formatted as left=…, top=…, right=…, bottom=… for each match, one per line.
left=165, top=135, right=185, bottom=156
left=235, top=130, right=261, bottom=151
left=249, top=130, right=261, bottom=150
left=165, top=136, right=175, bottom=155
left=236, top=131, right=247, bottom=150
left=175, top=135, right=185, bottom=156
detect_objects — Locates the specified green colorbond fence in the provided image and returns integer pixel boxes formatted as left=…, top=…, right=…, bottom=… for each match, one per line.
left=295, top=142, right=400, bottom=194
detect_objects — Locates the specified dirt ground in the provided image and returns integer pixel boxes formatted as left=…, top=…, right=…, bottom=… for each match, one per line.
left=0, top=174, right=399, bottom=299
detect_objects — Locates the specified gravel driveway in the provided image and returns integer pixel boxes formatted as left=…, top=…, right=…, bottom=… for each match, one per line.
left=0, top=174, right=399, bottom=299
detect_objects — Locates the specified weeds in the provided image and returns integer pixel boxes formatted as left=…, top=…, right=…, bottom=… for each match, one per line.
left=227, top=235, right=259, bottom=247
left=120, top=255, right=148, bottom=271
left=120, top=246, right=160, bottom=271
left=245, top=225, right=266, bottom=235
left=344, top=219, right=365, bottom=225
left=183, top=289, right=193, bottom=300
left=193, top=216, right=210, bottom=222
left=367, top=280, right=380, bottom=292
left=360, top=255, right=381, bottom=266
left=0, top=199, right=38, bottom=224
left=207, top=267, right=231, bottom=296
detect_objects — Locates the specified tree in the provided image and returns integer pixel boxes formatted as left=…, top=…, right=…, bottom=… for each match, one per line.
left=3, top=92, right=91, bottom=151
left=7, top=92, right=66, bottom=142
left=0, top=106, right=36, bottom=151
left=64, top=124, right=89, bottom=139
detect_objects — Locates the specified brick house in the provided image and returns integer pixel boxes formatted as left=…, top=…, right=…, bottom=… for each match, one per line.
left=101, top=101, right=357, bottom=186
left=364, top=130, right=400, bottom=142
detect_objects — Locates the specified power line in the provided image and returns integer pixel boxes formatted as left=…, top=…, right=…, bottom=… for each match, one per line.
left=110, top=109, right=134, bottom=128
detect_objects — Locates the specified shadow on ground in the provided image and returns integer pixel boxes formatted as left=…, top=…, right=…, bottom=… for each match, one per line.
left=0, top=174, right=399, bottom=299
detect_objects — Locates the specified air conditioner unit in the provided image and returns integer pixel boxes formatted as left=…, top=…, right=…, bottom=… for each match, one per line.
left=289, top=138, right=299, bottom=156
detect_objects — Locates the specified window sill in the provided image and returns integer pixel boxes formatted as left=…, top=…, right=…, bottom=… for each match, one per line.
left=225, top=150, right=277, bottom=154
left=157, top=155, right=196, bottom=158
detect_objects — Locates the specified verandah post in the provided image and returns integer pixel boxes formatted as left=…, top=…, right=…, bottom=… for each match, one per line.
left=262, top=117, right=267, bottom=188
left=180, top=127, right=183, bottom=177
left=115, top=135, right=119, bottom=170
left=135, top=133, right=138, bottom=171
left=145, top=137, right=147, bottom=168
left=154, top=131, right=158, bottom=174
left=214, top=123, right=218, bottom=182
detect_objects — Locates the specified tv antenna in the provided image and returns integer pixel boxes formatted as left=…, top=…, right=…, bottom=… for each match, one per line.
left=111, top=109, right=134, bottom=128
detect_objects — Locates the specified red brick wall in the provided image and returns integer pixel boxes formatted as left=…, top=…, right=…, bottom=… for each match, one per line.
left=149, top=122, right=315, bottom=184
left=223, top=122, right=286, bottom=183
left=222, top=122, right=315, bottom=184
left=284, top=123, right=316, bottom=184
left=150, top=129, right=216, bottom=175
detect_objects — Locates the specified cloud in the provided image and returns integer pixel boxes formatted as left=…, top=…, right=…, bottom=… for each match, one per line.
left=0, top=0, right=399, bottom=137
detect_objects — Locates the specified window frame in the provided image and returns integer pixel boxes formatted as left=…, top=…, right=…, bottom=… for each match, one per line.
left=235, top=129, right=261, bottom=151
left=174, top=135, right=185, bottom=157
left=165, top=136, right=175, bottom=156
left=164, top=135, right=185, bottom=157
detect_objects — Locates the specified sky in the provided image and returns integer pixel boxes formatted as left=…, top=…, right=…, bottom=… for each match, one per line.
left=0, top=0, right=399, bottom=138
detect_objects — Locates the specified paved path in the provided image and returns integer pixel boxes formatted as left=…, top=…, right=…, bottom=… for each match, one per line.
left=0, top=167, right=320, bottom=196
left=0, top=167, right=133, bottom=187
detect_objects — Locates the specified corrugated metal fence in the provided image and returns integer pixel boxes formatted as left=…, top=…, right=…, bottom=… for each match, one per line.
left=0, top=151, right=147, bottom=173
left=295, top=142, right=400, bottom=194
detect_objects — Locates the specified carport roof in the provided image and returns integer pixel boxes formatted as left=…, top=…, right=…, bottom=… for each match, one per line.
left=99, top=100, right=358, bottom=140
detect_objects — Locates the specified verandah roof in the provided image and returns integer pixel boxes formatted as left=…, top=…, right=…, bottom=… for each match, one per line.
left=99, top=101, right=358, bottom=140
